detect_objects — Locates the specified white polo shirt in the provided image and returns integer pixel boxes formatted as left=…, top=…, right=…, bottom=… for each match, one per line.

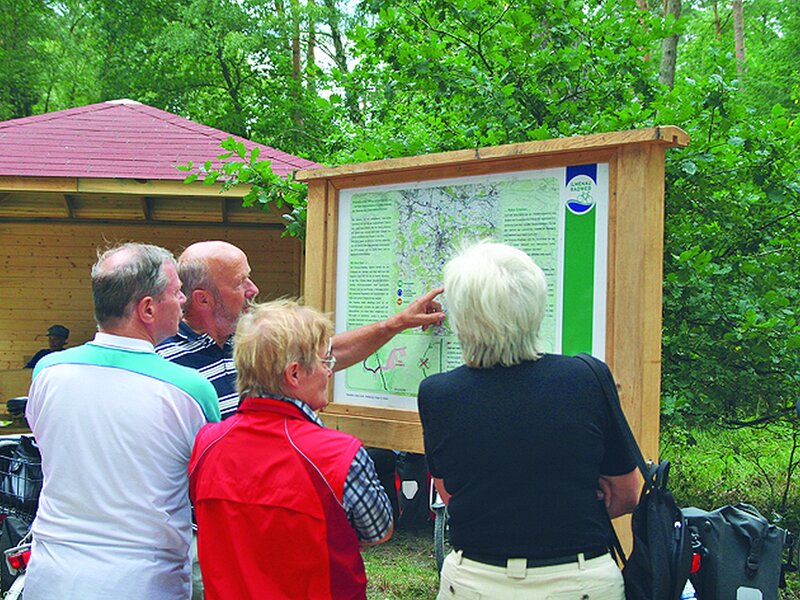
left=25, top=333, right=219, bottom=600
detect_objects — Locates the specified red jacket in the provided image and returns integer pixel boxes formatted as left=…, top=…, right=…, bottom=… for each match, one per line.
left=189, top=397, right=366, bottom=600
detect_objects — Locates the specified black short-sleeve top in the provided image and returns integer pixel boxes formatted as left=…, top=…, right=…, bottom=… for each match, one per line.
left=417, top=353, right=635, bottom=558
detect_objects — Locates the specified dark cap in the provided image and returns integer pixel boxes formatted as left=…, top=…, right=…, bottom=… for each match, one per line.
left=47, top=325, right=69, bottom=339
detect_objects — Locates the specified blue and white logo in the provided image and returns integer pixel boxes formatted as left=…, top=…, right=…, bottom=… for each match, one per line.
left=566, top=174, right=596, bottom=215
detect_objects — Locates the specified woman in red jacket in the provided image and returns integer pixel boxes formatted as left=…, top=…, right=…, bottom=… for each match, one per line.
left=189, top=299, right=393, bottom=600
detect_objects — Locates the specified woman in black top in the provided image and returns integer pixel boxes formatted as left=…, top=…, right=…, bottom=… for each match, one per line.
left=418, top=241, right=640, bottom=599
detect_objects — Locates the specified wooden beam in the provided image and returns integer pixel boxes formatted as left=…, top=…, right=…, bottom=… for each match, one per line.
left=607, top=143, right=667, bottom=462
left=311, top=148, right=616, bottom=191
left=63, top=194, right=75, bottom=219
left=297, top=126, right=689, bottom=183
left=0, top=177, right=78, bottom=193
left=141, top=197, right=152, bottom=221
left=77, top=178, right=250, bottom=197
left=304, top=181, right=329, bottom=311
left=320, top=412, right=424, bottom=453
left=0, top=176, right=251, bottom=198
left=0, top=216, right=288, bottom=229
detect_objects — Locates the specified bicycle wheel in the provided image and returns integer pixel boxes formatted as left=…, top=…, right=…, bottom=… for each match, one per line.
left=433, top=506, right=450, bottom=573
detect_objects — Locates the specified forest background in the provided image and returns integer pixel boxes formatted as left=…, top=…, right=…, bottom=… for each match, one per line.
left=3, top=0, right=800, bottom=574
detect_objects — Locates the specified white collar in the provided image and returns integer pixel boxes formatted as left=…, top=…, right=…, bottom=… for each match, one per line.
left=92, top=331, right=155, bottom=353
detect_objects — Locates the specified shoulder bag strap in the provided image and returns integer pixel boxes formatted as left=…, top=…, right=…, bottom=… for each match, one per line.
left=576, top=352, right=652, bottom=565
left=576, top=353, right=650, bottom=479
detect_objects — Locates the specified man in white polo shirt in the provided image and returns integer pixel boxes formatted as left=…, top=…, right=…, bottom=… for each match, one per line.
left=25, top=243, right=220, bottom=600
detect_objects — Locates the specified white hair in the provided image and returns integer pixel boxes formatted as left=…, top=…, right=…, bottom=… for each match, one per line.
left=444, top=241, right=547, bottom=368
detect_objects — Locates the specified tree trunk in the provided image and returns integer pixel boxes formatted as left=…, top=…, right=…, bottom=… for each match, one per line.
left=306, top=0, right=316, bottom=92
left=291, top=0, right=301, bottom=84
left=732, top=0, right=746, bottom=80
left=275, top=0, right=289, bottom=54
left=290, top=0, right=304, bottom=128
left=713, top=1, right=722, bottom=38
left=636, top=0, right=651, bottom=62
left=323, top=0, right=361, bottom=123
left=659, top=0, right=681, bottom=89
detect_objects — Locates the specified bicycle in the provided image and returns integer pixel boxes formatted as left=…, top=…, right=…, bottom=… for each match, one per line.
left=0, top=434, right=42, bottom=600
left=429, top=485, right=451, bottom=572
left=3, top=531, right=30, bottom=600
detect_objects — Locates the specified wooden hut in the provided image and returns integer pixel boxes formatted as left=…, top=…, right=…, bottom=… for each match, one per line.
left=0, top=99, right=318, bottom=398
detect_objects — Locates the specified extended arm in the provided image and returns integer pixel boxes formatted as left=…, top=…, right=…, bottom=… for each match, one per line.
left=332, top=287, right=445, bottom=370
left=598, top=468, right=641, bottom=519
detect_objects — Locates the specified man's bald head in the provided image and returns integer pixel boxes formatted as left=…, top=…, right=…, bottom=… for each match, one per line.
left=178, top=241, right=259, bottom=343
left=178, top=241, right=245, bottom=309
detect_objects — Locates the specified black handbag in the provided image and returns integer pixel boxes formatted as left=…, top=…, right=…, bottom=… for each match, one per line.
left=577, top=353, right=693, bottom=600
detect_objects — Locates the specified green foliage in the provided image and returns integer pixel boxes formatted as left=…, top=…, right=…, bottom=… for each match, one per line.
left=180, top=137, right=309, bottom=239
left=660, top=73, right=800, bottom=428
left=5, top=0, right=800, bottom=435
left=0, top=0, right=51, bottom=119
left=342, top=0, right=663, bottom=158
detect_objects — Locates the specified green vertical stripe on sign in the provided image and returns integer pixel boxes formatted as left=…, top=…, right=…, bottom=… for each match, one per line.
left=562, top=208, right=596, bottom=355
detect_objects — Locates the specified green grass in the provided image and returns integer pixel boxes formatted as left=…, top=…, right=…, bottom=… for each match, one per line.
left=363, top=528, right=440, bottom=599
left=662, top=422, right=800, bottom=598
left=662, top=422, right=800, bottom=529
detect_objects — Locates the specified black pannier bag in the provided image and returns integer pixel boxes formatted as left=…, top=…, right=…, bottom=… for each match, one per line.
left=684, top=503, right=787, bottom=600
left=622, top=460, right=693, bottom=600
left=395, top=452, right=431, bottom=530
left=0, top=514, right=29, bottom=590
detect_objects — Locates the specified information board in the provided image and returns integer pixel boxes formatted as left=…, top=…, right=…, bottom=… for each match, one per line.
left=334, top=164, right=609, bottom=410
left=297, top=126, right=689, bottom=457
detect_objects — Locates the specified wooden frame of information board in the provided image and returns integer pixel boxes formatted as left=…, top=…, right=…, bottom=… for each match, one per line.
left=296, top=126, right=689, bottom=462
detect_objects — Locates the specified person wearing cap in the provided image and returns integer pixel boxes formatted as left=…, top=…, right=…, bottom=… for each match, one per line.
left=24, top=325, right=70, bottom=368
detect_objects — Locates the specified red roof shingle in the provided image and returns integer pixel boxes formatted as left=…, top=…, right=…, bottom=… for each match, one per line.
left=0, top=99, right=322, bottom=180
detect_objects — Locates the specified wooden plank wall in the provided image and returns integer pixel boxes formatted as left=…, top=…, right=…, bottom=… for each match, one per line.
left=0, top=222, right=302, bottom=371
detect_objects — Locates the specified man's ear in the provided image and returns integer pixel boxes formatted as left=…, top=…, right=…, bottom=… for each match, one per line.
left=192, top=289, right=213, bottom=309
left=137, top=296, right=156, bottom=323
left=283, top=361, right=302, bottom=393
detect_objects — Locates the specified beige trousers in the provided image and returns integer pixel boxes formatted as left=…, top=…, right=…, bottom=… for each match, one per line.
left=438, top=550, right=625, bottom=599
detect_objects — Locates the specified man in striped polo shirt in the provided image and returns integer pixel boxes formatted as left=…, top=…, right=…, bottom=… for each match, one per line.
left=156, top=240, right=445, bottom=419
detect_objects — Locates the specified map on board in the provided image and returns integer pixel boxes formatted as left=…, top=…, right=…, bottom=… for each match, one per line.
left=334, top=166, right=607, bottom=410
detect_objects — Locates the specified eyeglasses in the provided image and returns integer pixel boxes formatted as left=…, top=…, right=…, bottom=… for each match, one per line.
left=320, top=338, right=336, bottom=371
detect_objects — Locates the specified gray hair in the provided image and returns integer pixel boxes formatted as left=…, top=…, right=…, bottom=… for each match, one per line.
left=177, top=254, right=216, bottom=311
left=91, top=243, right=176, bottom=327
left=444, top=241, right=547, bottom=368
